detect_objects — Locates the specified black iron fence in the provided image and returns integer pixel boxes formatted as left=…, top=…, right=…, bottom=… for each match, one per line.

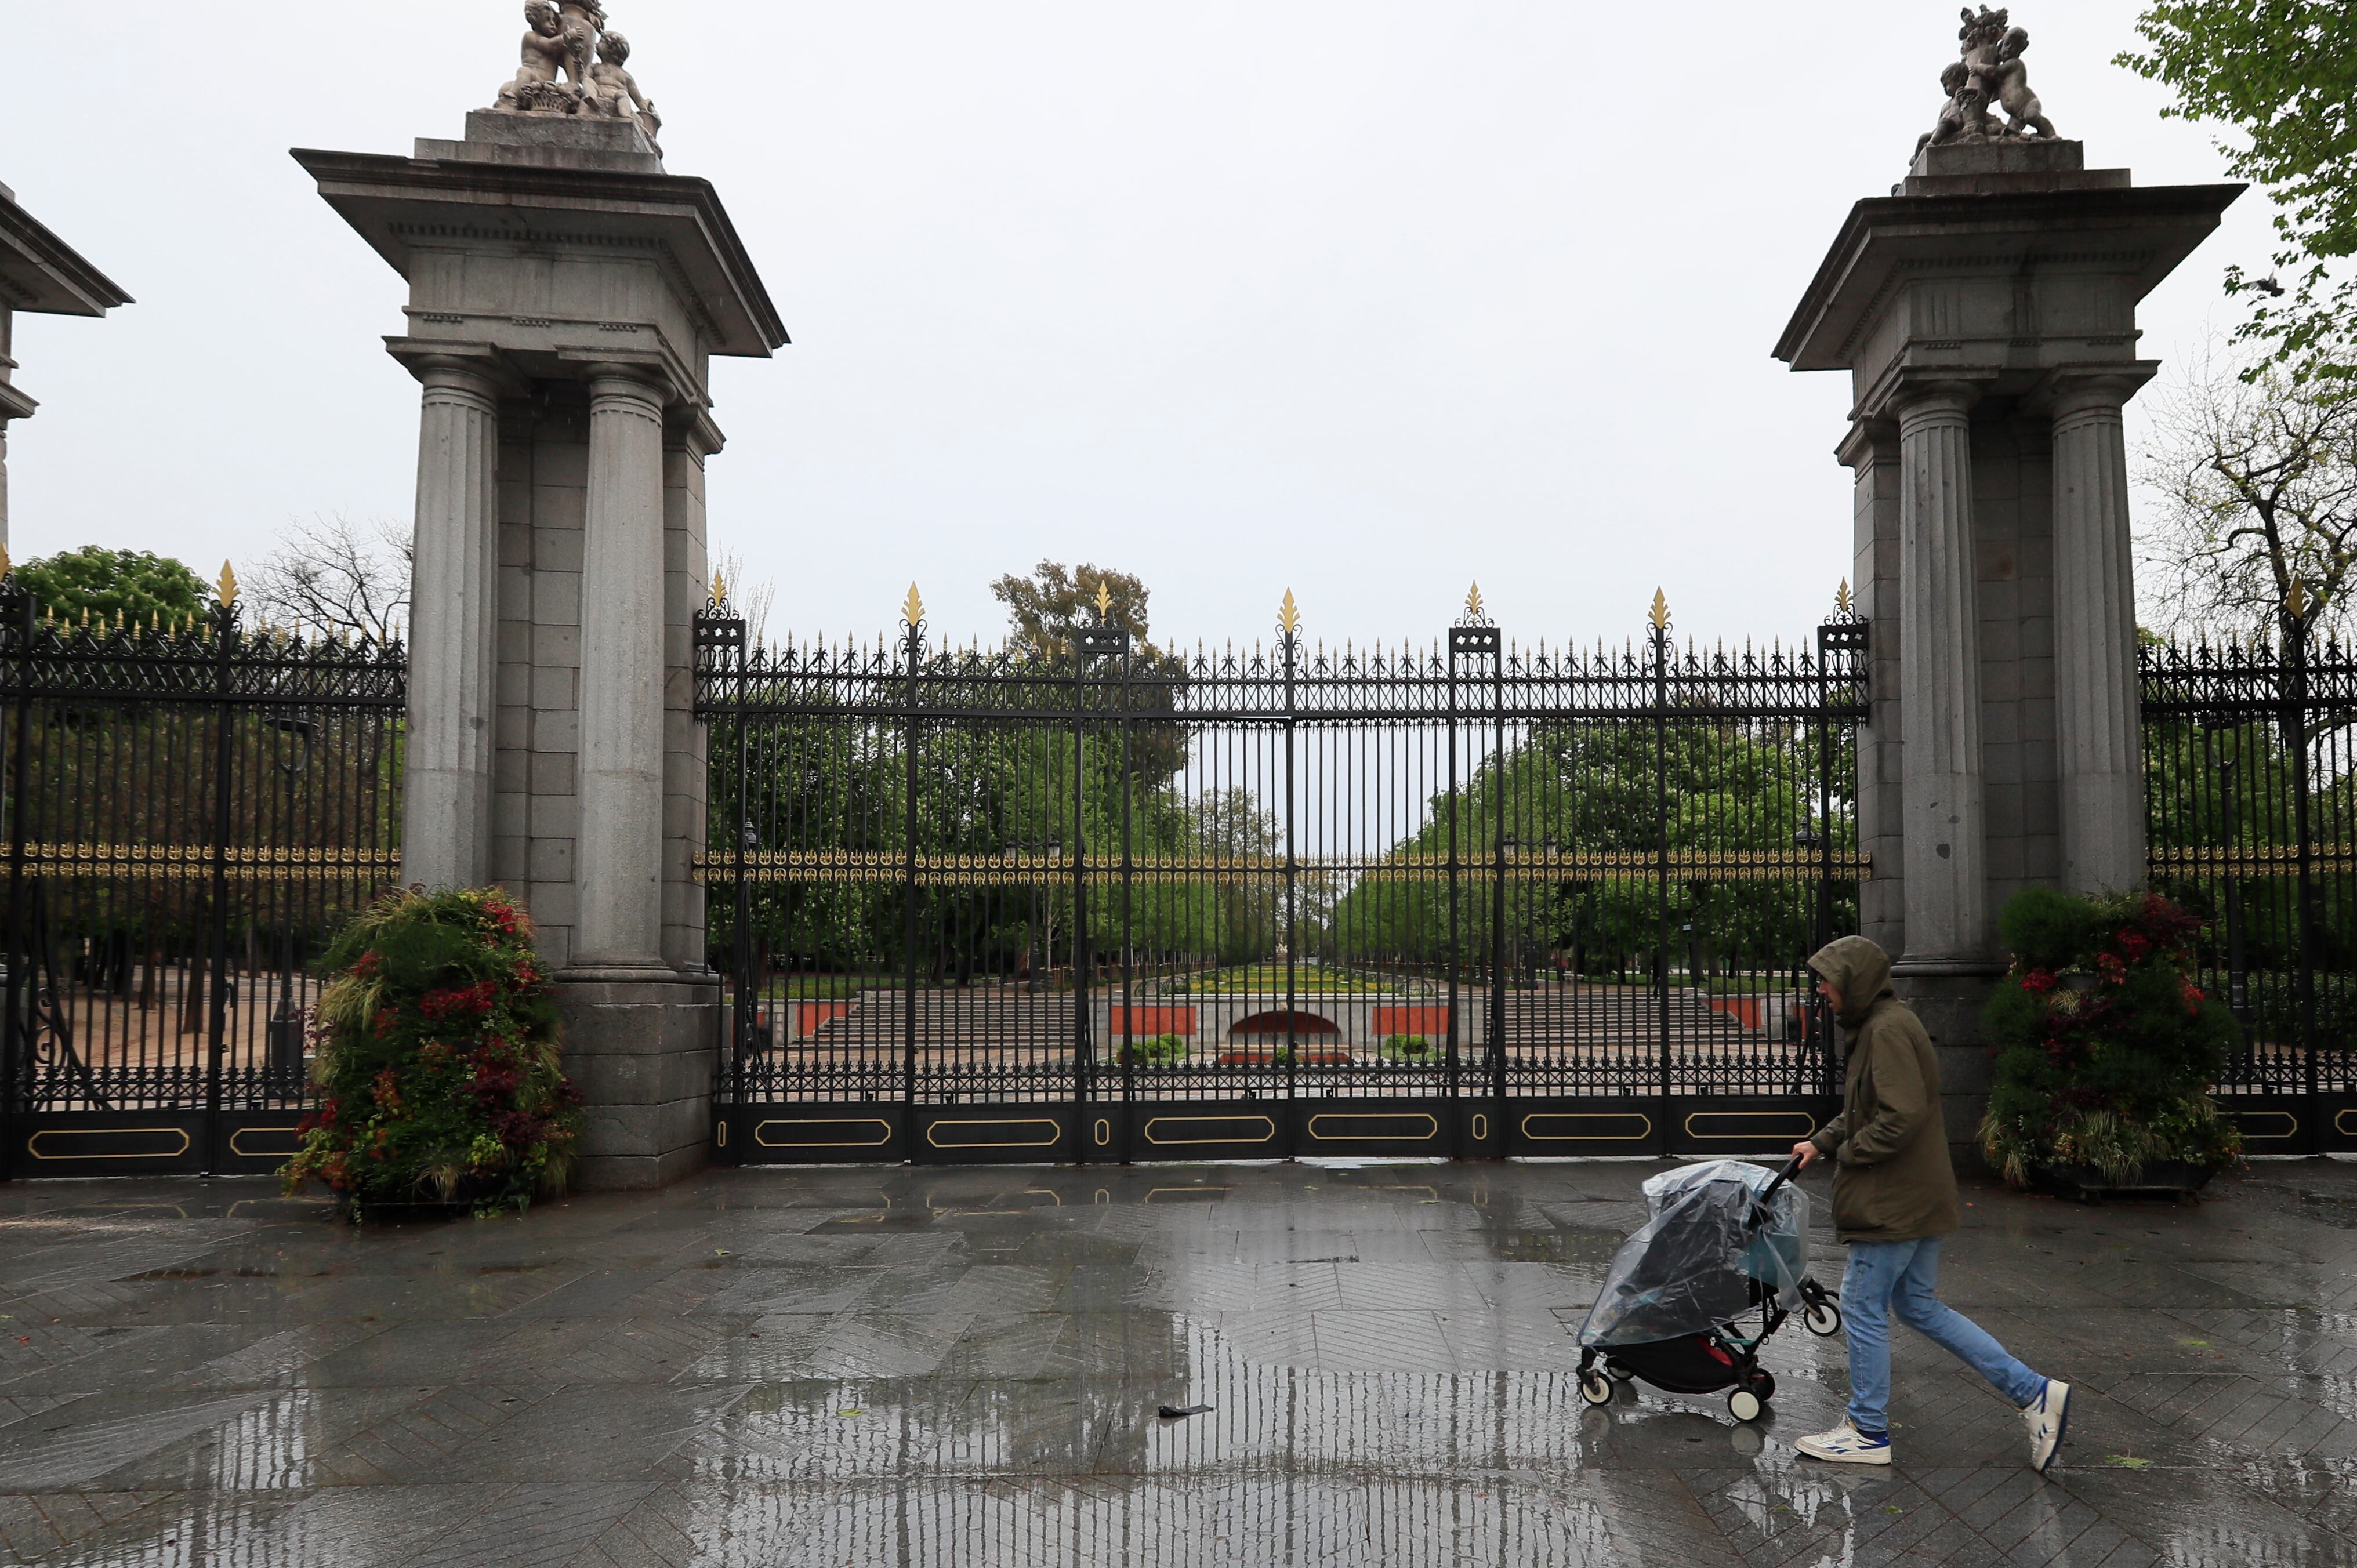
left=696, top=591, right=1868, bottom=1163
left=2143, top=629, right=2357, bottom=1155
left=0, top=584, right=405, bottom=1177
left=8, top=564, right=2349, bottom=1177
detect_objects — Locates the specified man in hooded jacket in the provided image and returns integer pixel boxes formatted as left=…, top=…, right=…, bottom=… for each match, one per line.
left=1788, top=935, right=2071, bottom=1471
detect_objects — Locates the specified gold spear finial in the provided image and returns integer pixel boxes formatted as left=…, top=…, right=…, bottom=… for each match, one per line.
left=2289, top=580, right=2311, bottom=618
left=710, top=567, right=728, bottom=606
left=1466, top=582, right=1485, bottom=622
left=1836, top=578, right=1852, bottom=614
left=1648, top=588, right=1670, bottom=631
left=902, top=582, right=925, bottom=627
left=0, top=545, right=11, bottom=580
left=1093, top=579, right=1114, bottom=619
left=217, top=562, right=240, bottom=607
left=1278, top=589, right=1300, bottom=637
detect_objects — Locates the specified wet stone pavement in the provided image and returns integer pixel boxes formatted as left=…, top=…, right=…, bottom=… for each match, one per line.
left=2, top=1161, right=2356, bottom=1567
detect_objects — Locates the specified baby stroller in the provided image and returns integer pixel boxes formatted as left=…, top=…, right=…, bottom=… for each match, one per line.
left=1576, top=1157, right=1843, bottom=1422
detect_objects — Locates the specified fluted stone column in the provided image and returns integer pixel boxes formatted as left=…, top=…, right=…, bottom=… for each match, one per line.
left=401, top=358, right=501, bottom=890
left=2051, top=377, right=2147, bottom=892
left=572, top=367, right=670, bottom=971
left=1897, top=386, right=1990, bottom=963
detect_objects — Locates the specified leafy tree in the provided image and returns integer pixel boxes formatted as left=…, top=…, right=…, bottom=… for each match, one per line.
left=990, top=559, right=1191, bottom=787
left=14, top=546, right=211, bottom=625
left=2119, top=4, right=2357, bottom=380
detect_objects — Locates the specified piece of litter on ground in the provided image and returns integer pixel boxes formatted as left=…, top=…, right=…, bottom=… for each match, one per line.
left=1158, top=1404, right=1214, bottom=1419
left=836, top=1408, right=864, bottom=1417
left=2104, top=1454, right=2152, bottom=1469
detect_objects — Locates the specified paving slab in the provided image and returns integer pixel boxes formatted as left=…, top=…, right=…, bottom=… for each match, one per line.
left=3, top=1159, right=2356, bottom=1564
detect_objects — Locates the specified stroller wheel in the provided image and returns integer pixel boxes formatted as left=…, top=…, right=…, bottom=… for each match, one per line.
left=1727, top=1387, right=1764, bottom=1422
left=1804, top=1301, right=1843, bottom=1337
left=1749, top=1370, right=1776, bottom=1402
left=1579, top=1370, right=1615, bottom=1407
left=1605, top=1362, right=1636, bottom=1381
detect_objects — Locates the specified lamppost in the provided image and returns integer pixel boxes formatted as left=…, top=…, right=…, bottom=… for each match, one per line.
left=266, top=710, right=318, bottom=1093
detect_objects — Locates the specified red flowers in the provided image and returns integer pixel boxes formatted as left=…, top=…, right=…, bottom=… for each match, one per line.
left=2021, top=969, right=2058, bottom=996
left=2095, top=952, right=2128, bottom=987
left=421, top=981, right=501, bottom=1024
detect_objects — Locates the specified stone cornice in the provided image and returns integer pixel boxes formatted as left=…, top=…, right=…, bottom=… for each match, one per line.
left=0, top=381, right=37, bottom=423
left=1773, top=182, right=2244, bottom=373
left=0, top=189, right=132, bottom=318
left=291, top=146, right=786, bottom=358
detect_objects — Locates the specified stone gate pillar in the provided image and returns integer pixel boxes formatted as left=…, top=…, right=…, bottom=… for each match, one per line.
left=1775, top=116, right=2239, bottom=1156
left=298, top=50, right=788, bottom=1188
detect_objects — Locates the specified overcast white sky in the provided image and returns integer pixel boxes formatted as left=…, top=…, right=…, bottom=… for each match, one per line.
left=3, top=2, right=2268, bottom=654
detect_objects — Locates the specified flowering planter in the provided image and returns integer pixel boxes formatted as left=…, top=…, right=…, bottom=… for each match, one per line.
left=1980, top=888, right=2244, bottom=1193
left=2032, top=1162, right=2219, bottom=1204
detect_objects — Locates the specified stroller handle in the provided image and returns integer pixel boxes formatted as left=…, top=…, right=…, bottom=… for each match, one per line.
left=1754, top=1152, right=1807, bottom=1209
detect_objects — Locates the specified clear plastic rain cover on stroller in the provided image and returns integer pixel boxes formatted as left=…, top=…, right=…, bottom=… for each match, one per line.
left=1576, top=1160, right=1811, bottom=1348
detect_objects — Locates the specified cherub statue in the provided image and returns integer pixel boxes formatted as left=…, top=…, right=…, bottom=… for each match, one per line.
left=1986, top=26, right=2057, bottom=139
left=1918, top=5, right=2057, bottom=154
left=1919, top=61, right=1989, bottom=153
left=589, top=32, right=662, bottom=151
left=495, top=1, right=575, bottom=112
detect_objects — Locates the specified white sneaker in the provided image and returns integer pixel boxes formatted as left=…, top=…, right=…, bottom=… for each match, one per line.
left=2024, top=1380, right=2071, bottom=1473
left=1795, top=1421, right=1892, bottom=1465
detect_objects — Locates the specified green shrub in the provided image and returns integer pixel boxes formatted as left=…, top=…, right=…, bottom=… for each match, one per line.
left=1380, top=1033, right=1436, bottom=1063
left=282, top=887, right=582, bottom=1219
left=1980, top=888, right=2243, bottom=1187
left=1118, top=1033, right=1190, bottom=1065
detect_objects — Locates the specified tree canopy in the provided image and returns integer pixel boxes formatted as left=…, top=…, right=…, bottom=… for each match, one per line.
left=2119, top=3, right=2357, bottom=380
left=13, top=546, right=212, bottom=625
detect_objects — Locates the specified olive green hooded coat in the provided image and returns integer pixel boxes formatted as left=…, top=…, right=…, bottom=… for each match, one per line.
left=1806, top=936, right=1961, bottom=1243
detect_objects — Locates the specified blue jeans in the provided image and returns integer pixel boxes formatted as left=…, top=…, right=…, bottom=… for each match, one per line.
left=1840, top=1238, right=2044, bottom=1435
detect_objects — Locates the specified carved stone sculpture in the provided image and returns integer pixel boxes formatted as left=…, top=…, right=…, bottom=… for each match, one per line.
left=495, top=2, right=575, bottom=113
left=556, top=2, right=608, bottom=98
left=1917, top=6, right=2057, bottom=157
left=589, top=33, right=662, bottom=153
left=488, top=0, right=661, bottom=146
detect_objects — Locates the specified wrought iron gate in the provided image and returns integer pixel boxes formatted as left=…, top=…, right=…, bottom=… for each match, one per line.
left=0, top=582, right=405, bottom=1177
left=697, top=589, right=1867, bottom=1163
left=2144, top=630, right=2357, bottom=1155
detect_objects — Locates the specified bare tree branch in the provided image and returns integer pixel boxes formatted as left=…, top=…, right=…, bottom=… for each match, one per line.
left=2136, top=340, right=2357, bottom=644
left=246, top=514, right=413, bottom=644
